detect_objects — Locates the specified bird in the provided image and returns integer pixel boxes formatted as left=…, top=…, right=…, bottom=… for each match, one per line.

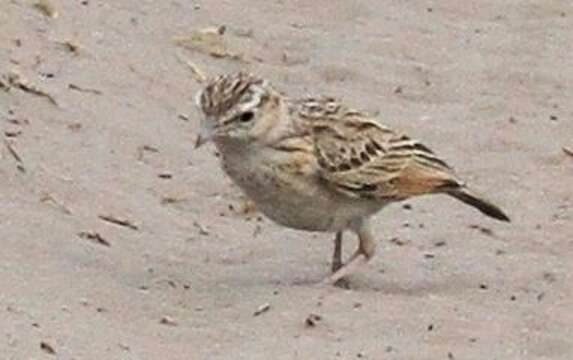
left=194, top=72, right=510, bottom=286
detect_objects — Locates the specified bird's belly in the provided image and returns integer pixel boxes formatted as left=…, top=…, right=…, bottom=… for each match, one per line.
left=222, top=158, right=381, bottom=232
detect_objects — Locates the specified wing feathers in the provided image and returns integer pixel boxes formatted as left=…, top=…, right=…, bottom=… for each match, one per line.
left=307, top=103, right=458, bottom=200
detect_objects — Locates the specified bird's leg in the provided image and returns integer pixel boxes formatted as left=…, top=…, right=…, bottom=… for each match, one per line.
left=331, top=231, right=350, bottom=289
left=331, top=232, right=343, bottom=273
left=323, top=220, right=376, bottom=285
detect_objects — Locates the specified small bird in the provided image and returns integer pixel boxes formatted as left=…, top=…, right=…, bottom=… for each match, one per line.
left=195, top=72, right=510, bottom=285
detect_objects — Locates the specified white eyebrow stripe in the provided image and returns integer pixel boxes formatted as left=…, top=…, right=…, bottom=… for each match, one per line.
left=238, top=85, right=265, bottom=111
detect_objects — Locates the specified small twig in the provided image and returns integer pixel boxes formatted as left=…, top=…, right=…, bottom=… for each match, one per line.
left=469, top=224, right=495, bottom=237
left=4, top=130, right=22, bottom=138
left=159, top=316, right=178, bottom=326
left=563, top=147, right=573, bottom=158
left=193, top=221, right=210, bottom=235
left=136, top=144, right=159, bottom=161
left=55, top=40, right=81, bottom=55
left=3, top=138, right=23, bottom=163
left=40, top=341, right=56, bottom=354
left=98, top=214, right=138, bottom=230
left=161, top=196, right=180, bottom=205
left=0, top=77, right=8, bottom=91
left=78, top=231, right=111, bottom=247
left=40, top=193, right=72, bottom=215
left=253, top=303, right=271, bottom=316
left=7, top=71, right=59, bottom=107
left=68, top=83, right=102, bottom=95
left=176, top=53, right=207, bottom=83
left=3, top=137, right=25, bottom=172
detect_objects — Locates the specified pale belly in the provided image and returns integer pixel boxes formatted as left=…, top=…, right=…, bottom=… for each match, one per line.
left=219, top=147, right=383, bottom=232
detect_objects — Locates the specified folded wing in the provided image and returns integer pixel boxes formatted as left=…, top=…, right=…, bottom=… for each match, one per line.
left=310, top=111, right=459, bottom=201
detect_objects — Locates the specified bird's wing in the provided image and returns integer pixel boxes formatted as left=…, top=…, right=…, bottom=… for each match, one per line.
left=298, top=98, right=461, bottom=200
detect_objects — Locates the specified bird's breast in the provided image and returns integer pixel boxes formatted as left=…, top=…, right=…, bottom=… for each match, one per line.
left=217, top=144, right=383, bottom=232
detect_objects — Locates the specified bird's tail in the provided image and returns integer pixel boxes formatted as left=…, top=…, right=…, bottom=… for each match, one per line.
left=447, top=187, right=510, bottom=222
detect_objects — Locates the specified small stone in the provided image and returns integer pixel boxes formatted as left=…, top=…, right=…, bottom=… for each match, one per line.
left=305, top=313, right=322, bottom=327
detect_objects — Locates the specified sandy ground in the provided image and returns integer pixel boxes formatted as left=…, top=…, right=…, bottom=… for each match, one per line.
left=1, top=0, right=573, bottom=359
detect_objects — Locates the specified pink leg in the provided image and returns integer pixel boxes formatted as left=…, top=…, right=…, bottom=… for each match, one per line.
left=322, top=221, right=376, bottom=285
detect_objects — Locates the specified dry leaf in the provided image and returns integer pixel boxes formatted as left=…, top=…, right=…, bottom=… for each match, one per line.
left=172, top=26, right=244, bottom=60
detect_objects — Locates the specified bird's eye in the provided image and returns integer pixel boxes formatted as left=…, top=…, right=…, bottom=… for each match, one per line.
left=238, top=111, right=254, bottom=123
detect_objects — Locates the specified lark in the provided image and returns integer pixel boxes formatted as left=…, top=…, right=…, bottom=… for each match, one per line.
left=195, top=72, right=510, bottom=285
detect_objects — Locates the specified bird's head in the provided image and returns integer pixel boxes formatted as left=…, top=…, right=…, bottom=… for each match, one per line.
left=194, top=72, right=281, bottom=148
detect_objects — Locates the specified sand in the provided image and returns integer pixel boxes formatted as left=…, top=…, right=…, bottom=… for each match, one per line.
left=1, top=0, right=572, bottom=359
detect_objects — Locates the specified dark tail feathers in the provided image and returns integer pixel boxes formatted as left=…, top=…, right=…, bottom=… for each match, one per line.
left=447, top=188, right=510, bottom=222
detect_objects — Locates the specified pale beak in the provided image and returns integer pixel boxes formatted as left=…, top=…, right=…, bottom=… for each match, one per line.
left=194, top=121, right=214, bottom=149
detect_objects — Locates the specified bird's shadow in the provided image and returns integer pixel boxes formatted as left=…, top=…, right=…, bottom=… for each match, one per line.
left=215, top=270, right=478, bottom=298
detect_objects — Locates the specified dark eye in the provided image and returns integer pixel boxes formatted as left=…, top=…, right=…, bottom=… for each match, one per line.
left=238, top=111, right=254, bottom=123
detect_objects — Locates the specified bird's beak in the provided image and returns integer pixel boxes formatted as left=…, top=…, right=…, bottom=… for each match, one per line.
left=194, top=121, right=214, bottom=149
